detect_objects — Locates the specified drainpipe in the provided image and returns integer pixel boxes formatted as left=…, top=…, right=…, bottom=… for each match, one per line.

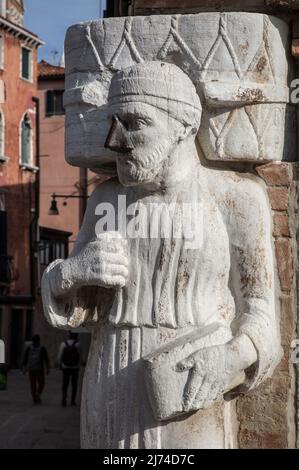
left=79, top=168, right=88, bottom=225
left=30, top=96, right=40, bottom=299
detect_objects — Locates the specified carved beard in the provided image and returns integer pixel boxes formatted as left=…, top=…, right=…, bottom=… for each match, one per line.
left=116, top=141, right=171, bottom=186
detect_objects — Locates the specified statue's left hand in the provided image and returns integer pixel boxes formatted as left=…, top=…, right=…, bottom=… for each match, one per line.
left=176, top=335, right=257, bottom=411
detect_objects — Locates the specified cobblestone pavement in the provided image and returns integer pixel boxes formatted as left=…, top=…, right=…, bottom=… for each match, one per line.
left=0, top=369, right=81, bottom=449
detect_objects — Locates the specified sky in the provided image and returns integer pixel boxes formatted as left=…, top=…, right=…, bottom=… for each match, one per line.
left=24, top=0, right=106, bottom=64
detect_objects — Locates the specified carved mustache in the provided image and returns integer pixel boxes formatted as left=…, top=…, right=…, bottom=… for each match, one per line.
left=117, top=142, right=169, bottom=172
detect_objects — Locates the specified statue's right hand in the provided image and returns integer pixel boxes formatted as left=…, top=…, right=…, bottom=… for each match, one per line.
left=58, top=232, right=129, bottom=293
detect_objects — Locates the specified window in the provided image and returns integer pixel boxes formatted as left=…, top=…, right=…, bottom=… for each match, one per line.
left=39, top=228, right=71, bottom=267
left=0, top=0, right=7, bottom=18
left=20, top=113, right=33, bottom=165
left=0, top=112, right=4, bottom=156
left=0, top=210, right=9, bottom=289
left=46, top=90, right=65, bottom=116
left=0, top=35, right=4, bottom=70
left=21, top=47, right=32, bottom=81
left=40, top=239, right=68, bottom=265
left=0, top=1, right=6, bottom=18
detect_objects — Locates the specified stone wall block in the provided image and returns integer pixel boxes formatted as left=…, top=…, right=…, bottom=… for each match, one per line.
left=273, top=213, right=291, bottom=237
left=267, top=187, right=290, bottom=211
left=275, top=239, right=294, bottom=292
left=256, top=162, right=293, bottom=186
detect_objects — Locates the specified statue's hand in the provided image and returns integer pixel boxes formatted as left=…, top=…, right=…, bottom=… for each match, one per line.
left=176, top=336, right=255, bottom=411
left=53, top=232, right=129, bottom=296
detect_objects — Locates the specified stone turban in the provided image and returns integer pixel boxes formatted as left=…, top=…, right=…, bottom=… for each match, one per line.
left=108, top=61, right=202, bottom=129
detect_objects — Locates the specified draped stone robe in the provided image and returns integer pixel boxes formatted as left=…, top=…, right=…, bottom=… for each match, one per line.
left=42, top=165, right=281, bottom=449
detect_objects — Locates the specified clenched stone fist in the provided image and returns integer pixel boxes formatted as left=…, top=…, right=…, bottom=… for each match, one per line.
left=51, top=232, right=129, bottom=297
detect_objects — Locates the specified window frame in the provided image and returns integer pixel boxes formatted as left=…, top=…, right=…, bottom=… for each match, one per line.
left=20, top=45, right=33, bottom=82
left=39, top=228, right=71, bottom=267
left=0, top=35, right=4, bottom=71
left=45, top=89, right=65, bottom=117
left=0, top=111, right=5, bottom=157
left=19, top=112, right=34, bottom=167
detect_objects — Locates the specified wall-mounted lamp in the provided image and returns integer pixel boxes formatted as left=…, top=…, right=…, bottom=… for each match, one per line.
left=48, top=195, right=59, bottom=215
left=48, top=193, right=89, bottom=216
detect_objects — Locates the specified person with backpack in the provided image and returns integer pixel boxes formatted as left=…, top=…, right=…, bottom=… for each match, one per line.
left=22, top=334, right=50, bottom=404
left=58, top=332, right=80, bottom=407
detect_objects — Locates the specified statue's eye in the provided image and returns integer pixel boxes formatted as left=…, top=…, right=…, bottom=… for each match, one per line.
left=127, top=117, right=150, bottom=131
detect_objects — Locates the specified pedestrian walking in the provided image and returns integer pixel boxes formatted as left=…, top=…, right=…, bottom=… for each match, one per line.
left=58, top=332, right=80, bottom=407
left=22, top=334, right=50, bottom=404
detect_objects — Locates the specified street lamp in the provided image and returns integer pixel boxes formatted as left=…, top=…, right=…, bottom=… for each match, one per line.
left=48, top=195, right=59, bottom=215
left=48, top=193, right=89, bottom=216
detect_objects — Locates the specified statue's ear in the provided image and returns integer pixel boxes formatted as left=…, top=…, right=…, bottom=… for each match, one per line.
left=178, top=123, right=195, bottom=143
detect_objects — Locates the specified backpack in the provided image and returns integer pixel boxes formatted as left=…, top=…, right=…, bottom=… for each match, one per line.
left=27, top=345, right=43, bottom=371
left=61, top=341, right=79, bottom=367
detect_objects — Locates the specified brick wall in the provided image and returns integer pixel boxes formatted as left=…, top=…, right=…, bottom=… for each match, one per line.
left=131, top=0, right=297, bottom=14
left=235, top=162, right=298, bottom=448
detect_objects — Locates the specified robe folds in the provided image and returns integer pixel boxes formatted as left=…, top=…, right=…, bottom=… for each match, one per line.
left=42, top=166, right=281, bottom=448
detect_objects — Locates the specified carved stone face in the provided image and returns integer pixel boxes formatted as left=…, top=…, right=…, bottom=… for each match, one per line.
left=105, top=102, right=187, bottom=187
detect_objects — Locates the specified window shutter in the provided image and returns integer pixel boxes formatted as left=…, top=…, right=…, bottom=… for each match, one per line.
left=22, top=48, right=30, bottom=80
left=46, top=90, right=54, bottom=116
left=56, top=90, right=65, bottom=114
left=21, top=115, right=32, bottom=164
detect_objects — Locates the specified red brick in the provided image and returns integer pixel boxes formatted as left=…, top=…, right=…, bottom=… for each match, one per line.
left=292, top=38, right=299, bottom=58
left=256, top=162, right=293, bottom=186
left=238, top=428, right=288, bottom=449
left=275, top=239, right=294, bottom=292
left=280, top=295, right=296, bottom=348
left=267, top=188, right=290, bottom=211
left=273, top=213, right=291, bottom=238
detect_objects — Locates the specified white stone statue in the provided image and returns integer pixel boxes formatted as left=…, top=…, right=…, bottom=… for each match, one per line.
left=42, top=60, right=281, bottom=449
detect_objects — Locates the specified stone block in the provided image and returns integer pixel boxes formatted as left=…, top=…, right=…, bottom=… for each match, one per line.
left=273, top=213, right=291, bottom=237
left=292, top=38, right=299, bottom=58
left=279, top=295, right=296, bottom=347
left=267, top=187, right=290, bottom=211
left=64, top=12, right=291, bottom=168
left=256, top=162, right=293, bottom=186
left=275, top=239, right=294, bottom=291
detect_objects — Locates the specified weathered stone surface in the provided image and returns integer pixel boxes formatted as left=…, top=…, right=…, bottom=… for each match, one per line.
left=273, top=213, right=291, bottom=237
left=41, top=12, right=287, bottom=449
left=64, top=12, right=291, bottom=167
left=279, top=295, right=296, bottom=347
left=267, top=187, right=290, bottom=211
left=256, top=162, right=293, bottom=186
left=275, top=239, right=294, bottom=291
left=237, top=374, right=292, bottom=448
left=292, top=38, right=299, bottom=58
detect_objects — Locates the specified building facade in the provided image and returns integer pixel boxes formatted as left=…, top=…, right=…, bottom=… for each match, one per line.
left=36, top=61, right=102, bottom=364
left=0, top=0, right=43, bottom=367
left=35, top=61, right=81, bottom=362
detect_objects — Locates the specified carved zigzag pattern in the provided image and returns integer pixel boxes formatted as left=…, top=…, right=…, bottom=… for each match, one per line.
left=83, top=14, right=280, bottom=161
left=85, top=14, right=276, bottom=83
left=208, top=105, right=282, bottom=160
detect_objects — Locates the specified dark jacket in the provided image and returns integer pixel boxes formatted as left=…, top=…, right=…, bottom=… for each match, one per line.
left=22, top=344, right=49, bottom=371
